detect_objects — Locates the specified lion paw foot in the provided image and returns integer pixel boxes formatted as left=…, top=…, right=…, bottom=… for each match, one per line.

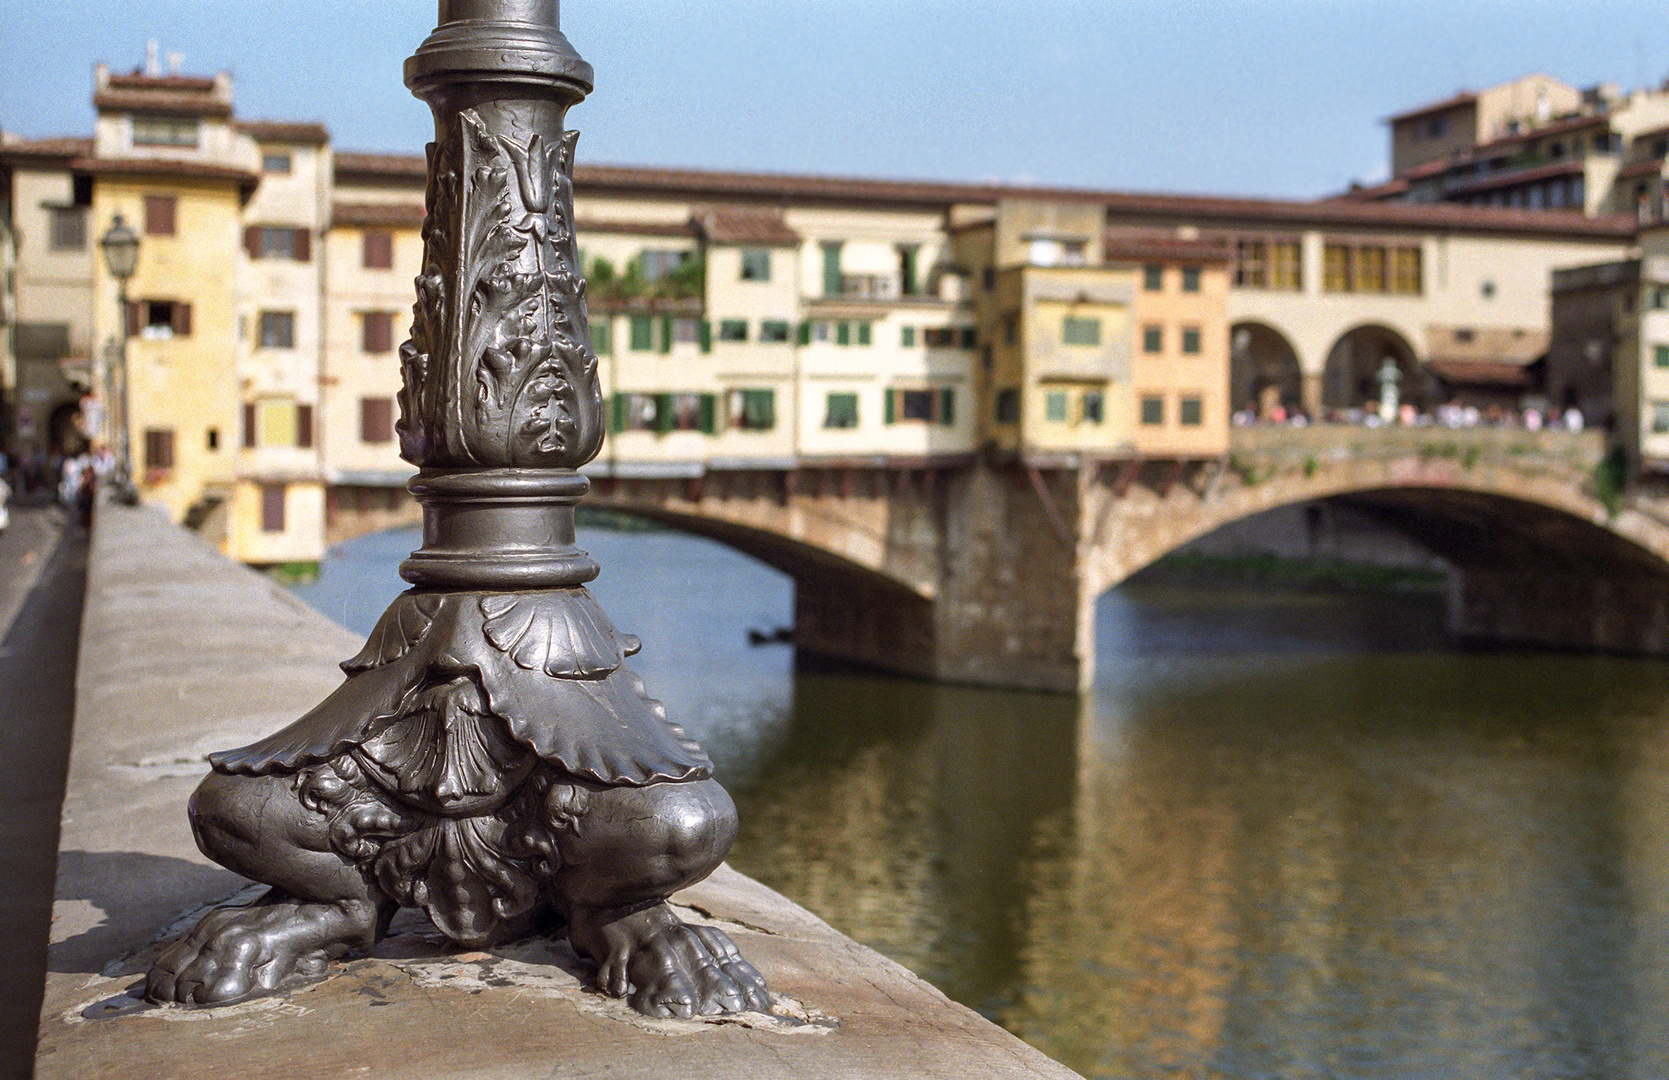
left=580, top=903, right=772, bottom=1018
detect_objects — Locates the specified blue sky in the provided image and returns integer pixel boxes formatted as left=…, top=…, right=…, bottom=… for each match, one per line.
left=3, top=1, right=1667, bottom=199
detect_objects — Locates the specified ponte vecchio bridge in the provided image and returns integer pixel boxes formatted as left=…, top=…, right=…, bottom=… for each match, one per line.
left=326, top=424, right=1669, bottom=692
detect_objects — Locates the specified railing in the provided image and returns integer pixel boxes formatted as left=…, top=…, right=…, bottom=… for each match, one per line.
left=1228, top=422, right=1607, bottom=481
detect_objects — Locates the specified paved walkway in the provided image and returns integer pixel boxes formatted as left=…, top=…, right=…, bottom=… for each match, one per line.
left=0, top=497, right=86, bottom=1080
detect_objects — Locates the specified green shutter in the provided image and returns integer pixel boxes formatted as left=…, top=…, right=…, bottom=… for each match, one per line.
left=883, top=388, right=895, bottom=425
left=940, top=388, right=955, bottom=426
left=610, top=393, right=624, bottom=433
left=659, top=316, right=673, bottom=354
left=757, top=389, right=776, bottom=429
left=699, top=393, right=716, bottom=434
left=856, top=322, right=872, bottom=346
left=797, top=320, right=812, bottom=345
left=836, top=321, right=851, bottom=346
left=821, top=241, right=843, bottom=297
left=654, top=392, right=673, bottom=432
left=901, top=325, right=916, bottom=347
left=900, top=246, right=918, bottom=295
left=630, top=315, right=653, bottom=351
left=699, top=320, right=712, bottom=353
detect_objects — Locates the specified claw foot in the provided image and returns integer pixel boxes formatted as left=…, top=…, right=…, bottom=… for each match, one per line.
left=575, top=902, right=772, bottom=1018
left=145, top=890, right=380, bottom=1006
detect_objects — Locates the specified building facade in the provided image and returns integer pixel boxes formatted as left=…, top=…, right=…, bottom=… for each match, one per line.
left=0, top=66, right=1649, bottom=564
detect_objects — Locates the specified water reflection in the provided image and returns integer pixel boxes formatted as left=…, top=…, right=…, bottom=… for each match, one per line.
left=291, top=527, right=1669, bottom=1080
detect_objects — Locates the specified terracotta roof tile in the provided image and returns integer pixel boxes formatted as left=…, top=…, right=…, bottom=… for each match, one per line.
left=72, top=156, right=257, bottom=186
left=575, top=218, right=697, bottom=238
left=239, top=120, right=329, bottom=146
left=332, top=202, right=425, bottom=228
left=93, top=88, right=231, bottom=118
left=1102, top=227, right=1230, bottom=262
left=692, top=208, right=801, bottom=245
left=1387, top=90, right=1478, bottom=124
left=333, top=151, right=426, bottom=179
left=0, top=136, right=94, bottom=161
left=107, top=73, right=217, bottom=92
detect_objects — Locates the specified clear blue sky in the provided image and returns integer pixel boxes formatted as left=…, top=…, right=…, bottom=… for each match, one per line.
left=4, top=1, right=1667, bottom=199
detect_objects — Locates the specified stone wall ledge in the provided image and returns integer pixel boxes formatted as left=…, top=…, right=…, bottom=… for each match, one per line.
left=39, top=502, right=1082, bottom=1080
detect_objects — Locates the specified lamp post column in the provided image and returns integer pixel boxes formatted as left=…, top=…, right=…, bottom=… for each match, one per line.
left=143, top=0, right=773, bottom=1022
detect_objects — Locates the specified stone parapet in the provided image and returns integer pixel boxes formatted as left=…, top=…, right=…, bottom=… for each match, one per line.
left=37, top=502, right=1083, bottom=1080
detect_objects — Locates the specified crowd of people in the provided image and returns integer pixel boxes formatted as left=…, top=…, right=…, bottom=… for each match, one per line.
left=1233, top=401, right=1596, bottom=432
left=0, top=445, right=111, bottom=532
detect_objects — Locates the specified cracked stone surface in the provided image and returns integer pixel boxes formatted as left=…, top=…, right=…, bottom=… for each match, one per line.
left=37, top=504, right=1085, bottom=1079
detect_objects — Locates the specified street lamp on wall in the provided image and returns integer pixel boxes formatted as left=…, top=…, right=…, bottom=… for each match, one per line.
left=99, top=214, right=140, bottom=502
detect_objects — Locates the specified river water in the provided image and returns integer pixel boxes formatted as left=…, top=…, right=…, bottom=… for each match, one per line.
left=291, top=524, right=1669, bottom=1080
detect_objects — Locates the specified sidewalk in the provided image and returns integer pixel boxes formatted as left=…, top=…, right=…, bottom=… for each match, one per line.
left=0, top=497, right=87, bottom=1080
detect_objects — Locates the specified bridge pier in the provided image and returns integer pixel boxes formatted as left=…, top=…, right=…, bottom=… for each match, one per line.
left=1449, top=567, right=1669, bottom=655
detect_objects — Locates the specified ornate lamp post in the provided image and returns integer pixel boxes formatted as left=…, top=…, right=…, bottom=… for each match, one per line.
left=142, top=0, right=771, bottom=1020
left=98, top=214, right=139, bottom=502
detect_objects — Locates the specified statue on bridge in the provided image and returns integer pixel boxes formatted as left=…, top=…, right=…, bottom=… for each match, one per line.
left=144, top=0, right=771, bottom=1019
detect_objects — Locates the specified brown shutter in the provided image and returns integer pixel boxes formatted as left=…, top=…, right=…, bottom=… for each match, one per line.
left=171, top=302, right=192, bottom=337
left=297, top=403, right=315, bottom=448
left=244, top=225, right=261, bottom=258
left=125, top=300, right=142, bottom=337
left=362, top=311, right=392, bottom=353
left=363, top=230, right=392, bottom=269
left=144, top=195, right=176, bottom=236
left=260, top=484, right=286, bottom=532
left=294, top=228, right=311, bottom=263
left=360, top=397, right=392, bottom=443
left=243, top=403, right=256, bottom=448
left=144, top=428, right=175, bottom=469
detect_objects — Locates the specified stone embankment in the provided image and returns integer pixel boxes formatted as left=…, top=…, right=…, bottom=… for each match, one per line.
left=37, top=502, right=1082, bottom=1080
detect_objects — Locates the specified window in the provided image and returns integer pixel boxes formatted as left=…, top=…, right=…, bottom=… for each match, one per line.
left=640, top=249, right=688, bottom=282
left=206, top=428, right=220, bottom=451
left=718, top=319, right=749, bottom=342
left=48, top=207, right=85, bottom=250
left=740, top=249, right=771, bottom=282
left=1045, top=391, right=1069, bottom=422
left=1181, top=266, right=1202, bottom=292
left=671, top=317, right=701, bottom=345
left=959, top=327, right=978, bottom=349
left=359, top=398, right=394, bottom=444
left=246, top=226, right=311, bottom=262
left=143, top=428, right=175, bottom=470
left=729, top=388, right=776, bottom=430
left=143, top=194, right=177, bottom=236
left=1654, top=401, right=1669, bottom=435
left=900, top=325, right=917, bottom=347
left=260, top=483, right=286, bottom=533
left=262, top=152, right=292, bottom=174
left=1271, top=240, right=1301, bottom=290
left=664, top=393, right=713, bottom=432
left=1655, top=345, right=1669, bottom=369
left=824, top=392, right=859, bottom=429
left=591, top=320, right=612, bottom=355
left=1082, top=391, right=1104, bottom=424
left=259, top=311, right=296, bottom=349
left=362, top=311, right=394, bottom=354
left=1142, top=325, right=1163, bottom=354
left=994, top=388, right=1020, bottom=424
left=629, top=315, right=655, bottom=351
left=1180, top=396, right=1204, bottom=425
left=857, top=322, right=873, bottom=347
left=1325, top=241, right=1421, bottom=294
left=760, top=320, right=791, bottom=343
left=133, top=114, right=198, bottom=148
left=1062, top=317, right=1101, bottom=346
left=1181, top=326, right=1202, bottom=354
left=885, top=388, right=955, bottom=425
left=1140, top=395, right=1164, bottom=425
left=1003, top=314, right=1018, bottom=346
left=613, top=393, right=660, bottom=432
left=248, top=397, right=309, bottom=447
left=128, top=299, right=191, bottom=339
left=362, top=230, right=393, bottom=270
left=1143, top=264, right=1163, bottom=291
left=923, top=327, right=959, bottom=348
left=835, top=321, right=852, bottom=346
left=1029, top=238, right=1086, bottom=266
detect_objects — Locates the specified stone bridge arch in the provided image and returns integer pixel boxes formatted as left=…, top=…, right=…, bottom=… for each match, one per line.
left=1082, top=441, right=1669, bottom=659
